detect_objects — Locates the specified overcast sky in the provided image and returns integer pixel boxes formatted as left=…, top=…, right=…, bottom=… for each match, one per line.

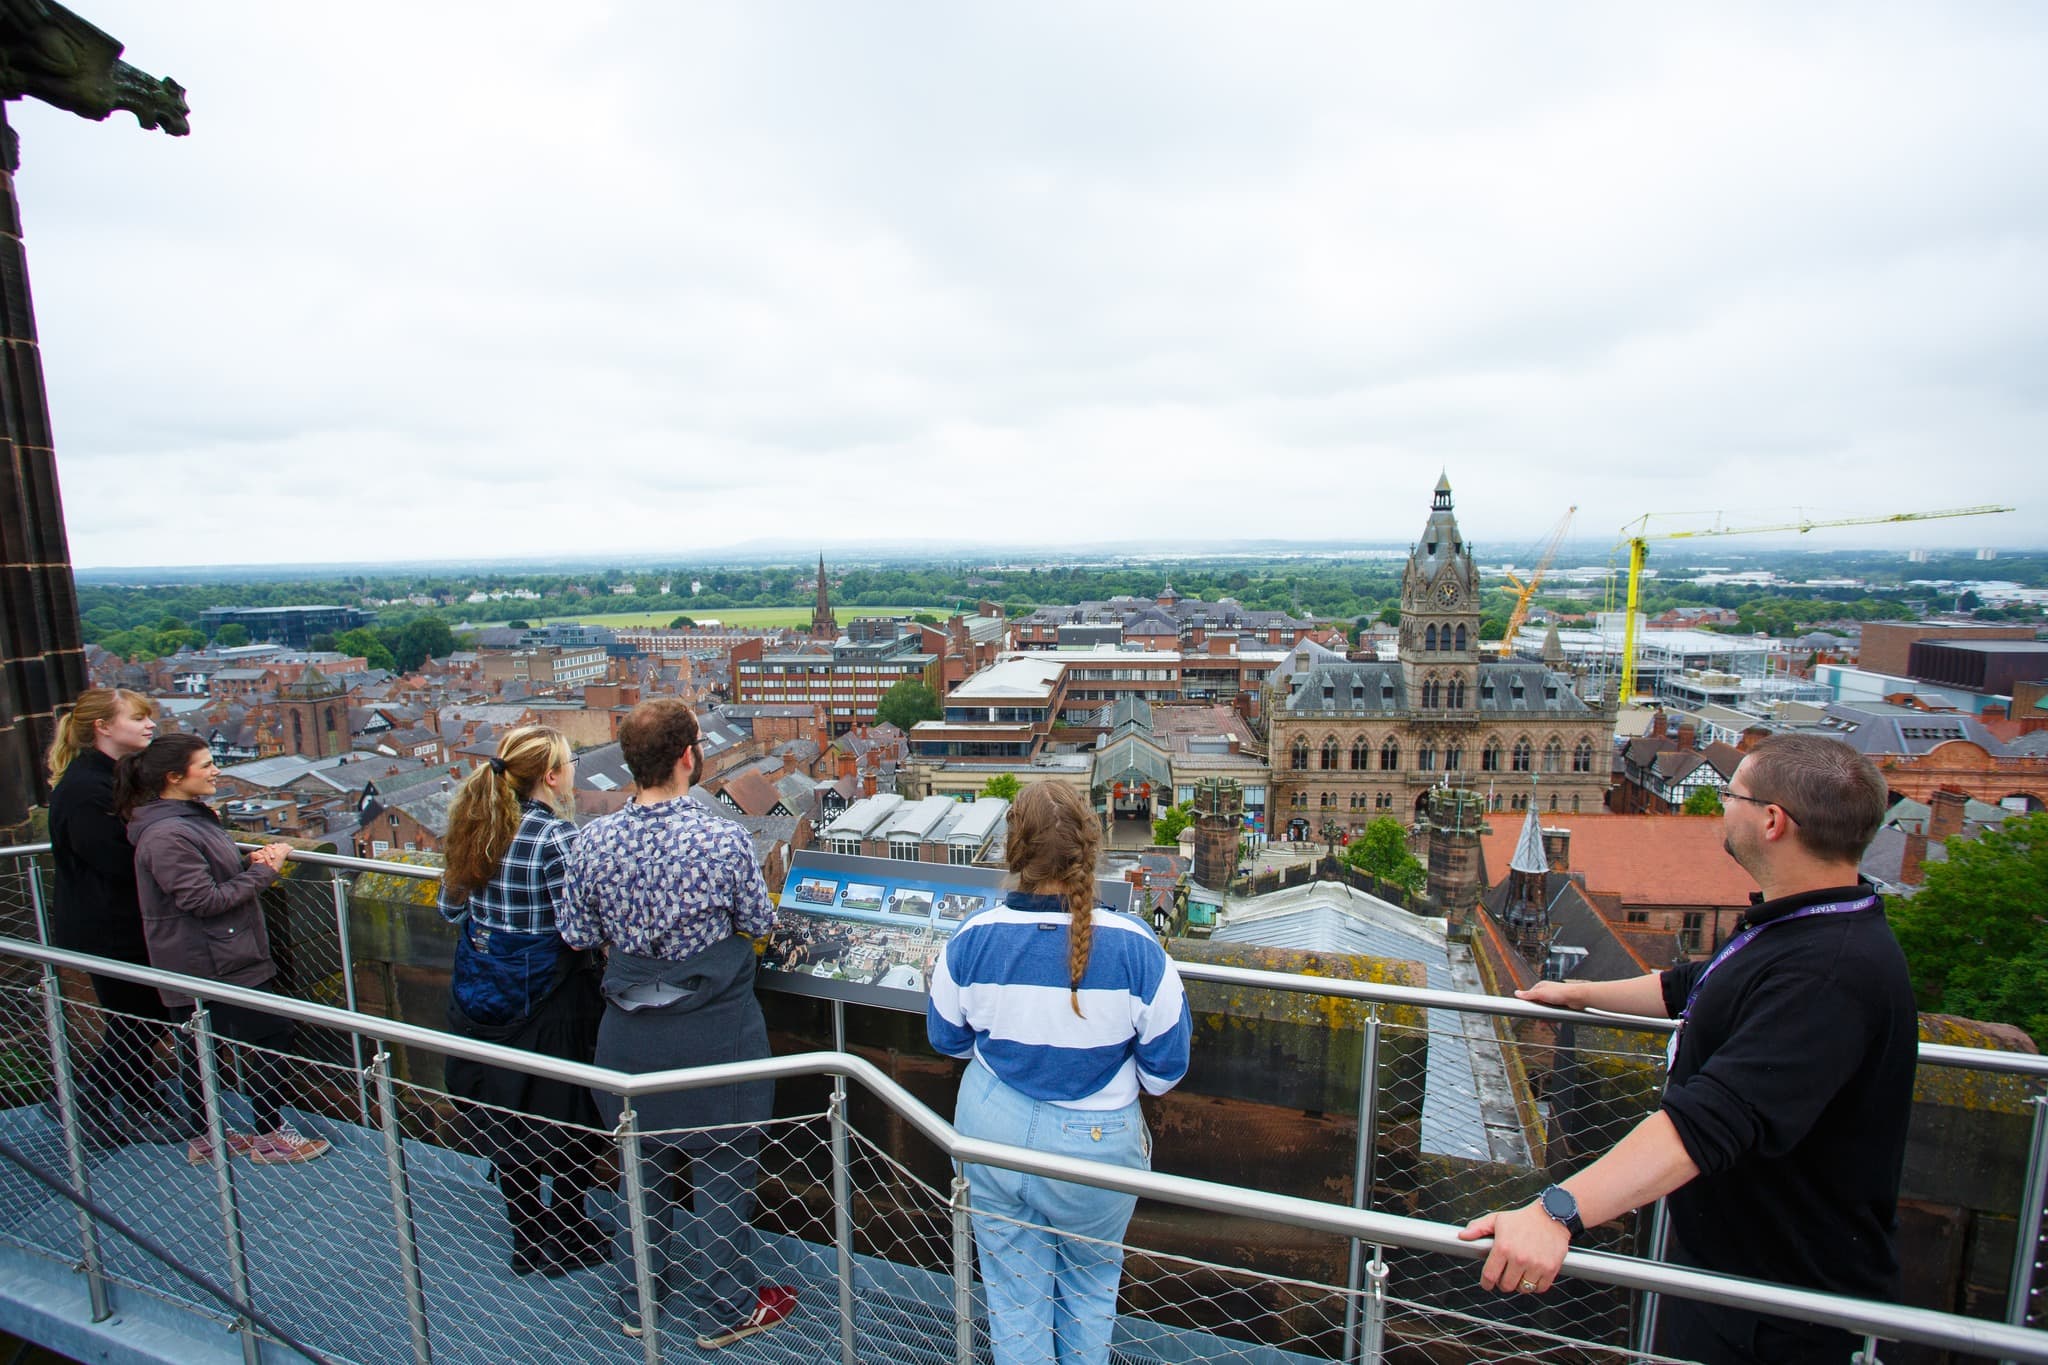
left=18, top=4, right=2046, bottom=568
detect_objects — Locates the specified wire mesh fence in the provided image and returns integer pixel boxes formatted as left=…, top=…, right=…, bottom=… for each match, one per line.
left=5, top=872, right=2048, bottom=1365
left=1367, top=1004, right=1669, bottom=1350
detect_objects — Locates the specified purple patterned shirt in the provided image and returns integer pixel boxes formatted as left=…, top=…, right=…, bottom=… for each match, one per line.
left=559, top=795, right=774, bottom=960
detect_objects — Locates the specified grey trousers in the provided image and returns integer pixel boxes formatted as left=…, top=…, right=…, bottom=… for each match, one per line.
left=620, top=1132, right=762, bottom=1333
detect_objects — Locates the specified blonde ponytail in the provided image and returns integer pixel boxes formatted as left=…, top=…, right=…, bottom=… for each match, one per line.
left=441, top=725, right=571, bottom=901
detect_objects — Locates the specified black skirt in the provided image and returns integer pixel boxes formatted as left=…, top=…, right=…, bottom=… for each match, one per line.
left=444, top=963, right=605, bottom=1174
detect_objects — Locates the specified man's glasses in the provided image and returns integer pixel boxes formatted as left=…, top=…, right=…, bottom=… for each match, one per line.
left=1724, top=789, right=1801, bottom=824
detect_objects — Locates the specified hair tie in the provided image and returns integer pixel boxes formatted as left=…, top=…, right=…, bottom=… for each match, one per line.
left=488, top=756, right=508, bottom=776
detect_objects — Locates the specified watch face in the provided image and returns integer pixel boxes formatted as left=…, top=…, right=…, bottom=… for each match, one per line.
left=1435, top=580, right=1460, bottom=608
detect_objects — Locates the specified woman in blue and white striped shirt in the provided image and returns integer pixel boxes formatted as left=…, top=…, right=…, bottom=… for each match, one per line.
left=927, top=782, right=1191, bottom=1365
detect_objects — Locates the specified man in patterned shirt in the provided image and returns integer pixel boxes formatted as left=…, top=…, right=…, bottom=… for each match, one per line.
left=560, top=699, right=794, bottom=1349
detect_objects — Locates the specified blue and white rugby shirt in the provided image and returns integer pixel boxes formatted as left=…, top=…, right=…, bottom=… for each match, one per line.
left=926, top=891, right=1191, bottom=1111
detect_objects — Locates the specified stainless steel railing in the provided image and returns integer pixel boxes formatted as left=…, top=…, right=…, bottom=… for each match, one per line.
left=3, top=935, right=2048, bottom=1364
left=9, top=839, right=2048, bottom=1364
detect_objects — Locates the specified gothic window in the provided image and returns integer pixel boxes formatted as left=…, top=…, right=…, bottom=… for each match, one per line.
left=1417, top=744, right=1436, bottom=772
left=1512, top=793, right=1527, bottom=810
left=1422, top=678, right=1441, bottom=708
left=1482, top=738, right=1503, bottom=772
left=1572, top=794, right=1582, bottom=813
left=1448, top=679, right=1466, bottom=708
left=1454, top=625, right=1467, bottom=652
left=1375, top=792, right=1393, bottom=810
left=1550, top=793, right=1559, bottom=811
left=1425, top=624, right=1438, bottom=651
left=1380, top=739, right=1400, bottom=771
left=1319, top=792, right=1333, bottom=808
left=1351, top=737, right=1371, bottom=770
left=1573, top=738, right=1594, bottom=773
left=1444, top=743, right=1463, bottom=771
left=1512, top=738, right=1532, bottom=772
left=1321, top=737, right=1340, bottom=770
left=291, top=712, right=303, bottom=745
left=1543, top=739, right=1565, bottom=774
left=1290, top=738, right=1309, bottom=770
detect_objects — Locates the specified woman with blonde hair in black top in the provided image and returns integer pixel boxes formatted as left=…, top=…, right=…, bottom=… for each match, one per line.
left=439, top=724, right=607, bottom=1277
left=45, top=688, right=183, bottom=1145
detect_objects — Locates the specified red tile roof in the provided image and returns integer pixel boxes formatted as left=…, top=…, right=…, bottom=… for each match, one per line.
left=1477, top=812, right=1758, bottom=910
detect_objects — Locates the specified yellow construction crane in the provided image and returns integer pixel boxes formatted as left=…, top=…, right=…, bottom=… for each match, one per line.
left=1613, top=505, right=2016, bottom=701
left=1495, top=505, right=1576, bottom=656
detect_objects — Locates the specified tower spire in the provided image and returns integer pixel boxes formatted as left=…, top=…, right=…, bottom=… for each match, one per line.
left=811, top=552, right=837, bottom=641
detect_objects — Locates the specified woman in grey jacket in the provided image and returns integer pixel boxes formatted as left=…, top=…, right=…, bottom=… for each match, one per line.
left=118, top=735, right=328, bottom=1166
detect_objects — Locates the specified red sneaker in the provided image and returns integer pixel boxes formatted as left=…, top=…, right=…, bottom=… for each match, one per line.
left=695, top=1285, right=798, bottom=1349
left=244, top=1124, right=330, bottom=1165
left=185, top=1131, right=258, bottom=1165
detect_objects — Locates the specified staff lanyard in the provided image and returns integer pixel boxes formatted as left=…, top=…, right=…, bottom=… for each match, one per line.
left=1665, top=893, right=1879, bottom=1070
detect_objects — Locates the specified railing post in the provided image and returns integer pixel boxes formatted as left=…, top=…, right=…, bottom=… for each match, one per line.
left=1634, top=1197, right=1671, bottom=1356
left=1853, top=1336, right=1883, bottom=1365
left=618, top=1103, right=661, bottom=1365
left=831, top=1001, right=857, bottom=1365
left=951, top=1174, right=975, bottom=1365
left=333, top=875, right=370, bottom=1127
left=1343, top=1004, right=1382, bottom=1365
left=2007, top=1093, right=2048, bottom=1335
left=1358, top=1251, right=1389, bottom=1365
left=26, top=855, right=52, bottom=945
left=373, top=1051, right=431, bottom=1365
left=193, top=1007, right=261, bottom=1365
left=40, top=968, right=110, bottom=1321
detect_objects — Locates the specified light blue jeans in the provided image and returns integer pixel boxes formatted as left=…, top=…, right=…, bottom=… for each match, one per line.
left=954, top=1062, right=1151, bottom=1365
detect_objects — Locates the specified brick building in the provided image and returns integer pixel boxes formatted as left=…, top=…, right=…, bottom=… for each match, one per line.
left=1267, top=478, right=1617, bottom=841
left=730, top=634, right=937, bottom=735
left=1859, top=622, right=2040, bottom=678
left=479, top=646, right=607, bottom=694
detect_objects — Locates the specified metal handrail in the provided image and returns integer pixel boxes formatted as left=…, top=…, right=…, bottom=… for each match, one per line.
left=5, top=935, right=2048, bottom=1362
left=10, top=841, right=2048, bottom=1077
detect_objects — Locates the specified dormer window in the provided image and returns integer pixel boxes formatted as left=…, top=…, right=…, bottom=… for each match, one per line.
left=1545, top=684, right=1558, bottom=701
left=1481, top=679, right=1495, bottom=701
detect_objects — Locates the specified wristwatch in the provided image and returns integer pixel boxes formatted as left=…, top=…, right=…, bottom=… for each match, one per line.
left=1538, top=1185, right=1584, bottom=1239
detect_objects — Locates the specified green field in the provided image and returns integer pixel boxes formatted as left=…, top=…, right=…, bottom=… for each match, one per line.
left=545, top=606, right=941, bottom=629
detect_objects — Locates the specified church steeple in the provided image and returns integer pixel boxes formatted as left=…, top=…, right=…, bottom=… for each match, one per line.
left=811, top=553, right=838, bottom=642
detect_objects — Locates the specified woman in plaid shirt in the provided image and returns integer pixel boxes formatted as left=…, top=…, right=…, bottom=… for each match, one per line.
left=439, top=724, right=607, bottom=1277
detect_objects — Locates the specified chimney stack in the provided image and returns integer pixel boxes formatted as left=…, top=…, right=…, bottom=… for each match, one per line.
left=1928, top=788, right=1968, bottom=843
left=1900, top=830, right=1929, bottom=887
left=1542, top=827, right=1571, bottom=874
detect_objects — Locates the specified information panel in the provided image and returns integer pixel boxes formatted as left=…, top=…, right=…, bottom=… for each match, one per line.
left=760, top=849, right=1134, bottom=1013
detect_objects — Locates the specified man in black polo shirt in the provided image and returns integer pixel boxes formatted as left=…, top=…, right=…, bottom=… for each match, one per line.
left=1460, top=733, right=1915, bottom=1364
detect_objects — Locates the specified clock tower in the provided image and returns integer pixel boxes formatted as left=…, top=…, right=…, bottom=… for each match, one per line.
left=1399, top=473, right=1481, bottom=708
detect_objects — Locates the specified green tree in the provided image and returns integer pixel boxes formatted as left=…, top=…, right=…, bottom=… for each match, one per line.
left=875, top=678, right=941, bottom=730
left=505, top=619, right=530, bottom=630
left=1376, top=605, right=1400, bottom=626
left=213, top=623, right=250, bottom=647
left=333, top=628, right=398, bottom=671
left=980, top=773, right=1020, bottom=802
left=1889, top=813, right=2048, bottom=1045
left=381, top=617, right=457, bottom=672
left=1344, top=816, right=1426, bottom=894
left=667, top=616, right=696, bottom=629
left=1682, top=787, right=1724, bottom=816
left=1152, top=802, right=1194, bottom=845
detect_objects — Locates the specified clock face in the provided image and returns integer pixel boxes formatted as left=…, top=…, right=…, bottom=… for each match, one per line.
left=1435, top=579, right=1460, bottom=608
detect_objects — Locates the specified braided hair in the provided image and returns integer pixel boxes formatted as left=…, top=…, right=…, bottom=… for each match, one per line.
left=1004, top=783, right=1103, bottom=1016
